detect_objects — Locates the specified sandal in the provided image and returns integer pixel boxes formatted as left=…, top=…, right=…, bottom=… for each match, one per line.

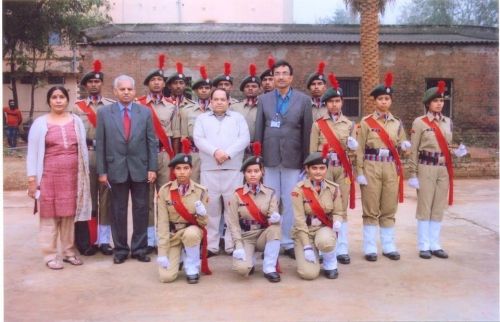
left=63, top=256, right=83, bottom=266
left=46, top=259, right=63, bottom=270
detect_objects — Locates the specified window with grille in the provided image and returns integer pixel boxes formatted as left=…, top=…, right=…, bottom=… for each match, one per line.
left=48, top=76, right=65, bottom=84
left=425, top=79, right=452, bottom=117
left=338, top=78, right=360, bottom=117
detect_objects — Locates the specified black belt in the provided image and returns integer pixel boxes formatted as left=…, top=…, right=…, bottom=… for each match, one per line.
left=306, top=214, right=327, bottom=227
left=86, top=139, right=96, bottom=150
left=365, top=147, right=393, bottom=157
left=239, top=219, right=263, bottom=232
left=418, top=151, right=445, bottom=166
left=169, top=222, right=191, bottom=233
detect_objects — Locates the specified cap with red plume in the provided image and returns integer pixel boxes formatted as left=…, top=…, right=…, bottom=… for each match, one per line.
left=224, top=62, right=231, bottom=77
left=249, top=64, right=257, bottom=77
left=81, top=59, right=105, bottom=85
left=252, top=141, right=262, bottom=157
left=320, top=72, right=343, bottom=101
left=192, top=65, right=211, bottom=89
left=240, top=141, right=264, bottom=171
left=303, top=144, right=330, bottom=167
left=168, top=138, right=193, bottom=168
left=317, top=61, right=326, bottom=75
left=260, top=55, right=275, bottom=79
left=176, top=62, right=184, bottom=75
left=437, top=80, right=446, bottom=95
left=370, top=72, right=395, bottom=97
left=200, top=66, right=208, bottom=80
left=239, top=63, right=262, bottom=91
left=158, top=54, right=166, bottom=70
left=384, top=72, right=393, bottom=89
left=328, top=72, right=339, bottom=90
left=422, top=80, right=447, bottom=105
left=306, top=61, right=327, bottom=87
left=166, top=61, right=187, bottom=84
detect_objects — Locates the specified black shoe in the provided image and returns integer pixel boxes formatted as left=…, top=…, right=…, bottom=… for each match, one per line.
left=283, top=248, right=296, bottom=260
left=99, top=244, right=113, bottom=256
left=365, top=253, right=378, bottom=261
left=249, top=266, right=255, bottom=275
left=383, top=251, right=401, bottom=260
left=207, top=250, right=218, bottom=258
left=145, top=246, right=157, bottom=255
left=431, top=249, right=448, bottom=259
left=81, top=246, right=97, bottom=256
left=337, top=254, right=351, bottom=264
left=186, top=274, right=200, bottom=284
left=319, top=255, right=323, bottom=264
left=324, top=269, right=339, bottom=279
left=179, top=262, right=184, bottom=271
left=419, top=250, right=432, bottom=259
left=113, top=255, right=127, bottom=264
left=264, top=272, right=281, bottom=283
left=131, top=254, right=151, bottom=262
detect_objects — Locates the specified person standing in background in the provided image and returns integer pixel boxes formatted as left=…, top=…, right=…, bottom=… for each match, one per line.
left=4, top=99, right=23, bottom=149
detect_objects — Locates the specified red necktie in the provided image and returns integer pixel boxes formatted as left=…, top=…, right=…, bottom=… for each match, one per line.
left=123, top=107, right=131, bottom=140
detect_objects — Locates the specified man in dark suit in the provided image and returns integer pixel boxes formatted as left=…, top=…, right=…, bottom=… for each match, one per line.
left=255, top=60, right=313, bottom=259
left=96, top=75, right=158, bottom=264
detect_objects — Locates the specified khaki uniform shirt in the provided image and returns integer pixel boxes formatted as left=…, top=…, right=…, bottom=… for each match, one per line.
left=74, top=96, right=115, bottom=141
left=311, top=99, right=328, bottom=122
left=136, top=95, right=180, bottom=138
left=409, top=112, right=453, bottom=177
left=157, top=179, right=208, bottom=256
left=227, top=184, right=278, bottom=249
left=310, top=113, right=355, bottom=153
left=229, top=97, right=240, bottom=106
left=230, top=99, right=258, bottom=142
left=292, top=179, right=343, bottom=246
left=173, top=96, right=196, bottom=111
left=180, top=104, right=208, bottom=139
left=356, top=111, right=407, bottom=176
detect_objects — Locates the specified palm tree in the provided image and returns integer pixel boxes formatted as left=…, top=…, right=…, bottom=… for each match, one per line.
left=344, top=0, right=392, bottom=115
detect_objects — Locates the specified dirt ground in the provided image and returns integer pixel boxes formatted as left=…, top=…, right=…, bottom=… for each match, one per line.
left=3, top=178, right=499, bottom=322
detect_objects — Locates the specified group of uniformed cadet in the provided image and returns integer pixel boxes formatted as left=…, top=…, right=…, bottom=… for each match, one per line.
left=74, top=55, right=468, bottom=284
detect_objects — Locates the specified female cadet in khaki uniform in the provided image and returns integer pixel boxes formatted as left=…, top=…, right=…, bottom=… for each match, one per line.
left=227, top=142, right=282, bottom=283
left=156, top=139, right=211, bottom=284
left=291, top=147, right=343, bottom=280
left=356, top=73, right=412, bottom=262
left=309, top=73, right=358, bottom=265
left=408, top=81, right=468, bottom=259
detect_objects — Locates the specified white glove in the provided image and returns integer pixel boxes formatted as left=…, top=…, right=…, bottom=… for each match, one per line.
left=194, top=200, right=207, bottom=216
left=232, top=248, right=246, bottom=261
left=400, top=140, right=412, bottom=151
left=408, top=177, right=420, bottom=189
left=454, top=144, right=468, bottom=158
left=333, top=221, right=341, bottom=232
left=268, top=212, right=281, bottom=224
left=156, top=256, right=170, bottom=269
left=304, top=247, right=316, bottom=263
left=347, top=136, right=359, bottom=150
left=357, top=175, right=368, bottom=186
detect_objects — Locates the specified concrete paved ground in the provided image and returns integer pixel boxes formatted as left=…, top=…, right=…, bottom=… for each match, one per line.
left=3, top=179, right=499, bottom=321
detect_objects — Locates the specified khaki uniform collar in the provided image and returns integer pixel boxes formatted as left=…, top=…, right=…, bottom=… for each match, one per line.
left=169, top=179, right=196, bottom=195
left=426, top=111, right=446, bottom=122
left=242, top=183, right=264, bottom=195
left=373, top=110, right=396, bottom=121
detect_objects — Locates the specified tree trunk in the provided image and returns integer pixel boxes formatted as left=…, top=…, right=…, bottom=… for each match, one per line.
left=8, top=51, right=19, bottom=106
left=29, top=50, right=36, bottom=121
left=359, top=0, right=380, bottom=115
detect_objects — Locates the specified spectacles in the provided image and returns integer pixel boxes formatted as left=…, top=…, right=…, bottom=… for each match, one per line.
left=274, top=72, right=290, bottom=77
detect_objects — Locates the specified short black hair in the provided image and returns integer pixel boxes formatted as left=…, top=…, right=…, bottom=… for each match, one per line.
left=272, top=60, right=294, bottom=76
left=210, top=88, right=229, bottom=100
left=46, top=86, right=69, bottom=105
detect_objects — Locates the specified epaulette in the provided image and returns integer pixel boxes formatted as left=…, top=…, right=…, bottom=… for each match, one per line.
left=325, top=179, right=340, bottom=188
left=102, top=97, right=116, bottom=104
left=193, top=182, right=208, bottom=191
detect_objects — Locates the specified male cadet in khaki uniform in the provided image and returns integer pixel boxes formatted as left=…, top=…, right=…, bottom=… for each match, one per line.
left=260, top=56, right=275, bottom=94
left=356, top=72, right=411, bottom=262
left=136, top=54, right=179, bottom=254
left=231, top=63, right=261, bottom=159
left=408, top=81, right=468, bottom=259
left=291, top=147, right=343, bottom=280
left=179, top=65, right=212, bottom=183
left=212, top=62, right=240, bottom=105
left=309, top=73, right=358, bottom=265
left=74, top=60, right=115, bottom=256
left=156, top=139, right=211, bottom=284
left=306, top=61, right=329, bottom=121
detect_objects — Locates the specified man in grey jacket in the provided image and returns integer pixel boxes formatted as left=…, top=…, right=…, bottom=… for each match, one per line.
left=255, top=60, right=313, bottom=259
left=96, top=75, right=158, bottom=264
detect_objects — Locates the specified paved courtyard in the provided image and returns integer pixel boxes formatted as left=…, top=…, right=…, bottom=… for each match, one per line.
left=3, top=179, right=499, bottom=321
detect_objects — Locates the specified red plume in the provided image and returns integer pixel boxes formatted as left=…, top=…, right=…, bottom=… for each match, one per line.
left=181, top=138, right=191, bottom=155
left=384, top=72, right=393, bottom=88
left=321, top=143, right=329, bottom=159
left=437, top=80, right=446, bottom=95
left=252, top=141, right=262, bottom=157
left=224, top=62, right=231, bottom=76
left=200, top=65, right=208, bottom=80
left=93, top=60, right=102, bottom=73
left=158, top=54, right=166, bottom=70
left=328, top=72, right=339, bottom=90
left=176, top=62, right=183, bottom=74
left=317, top=61, right=326, bottom=75
left=249, top=64, right=257, bottom=77
left=267, top=55, right=275, bottom=69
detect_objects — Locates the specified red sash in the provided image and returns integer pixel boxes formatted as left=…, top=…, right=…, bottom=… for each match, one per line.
left=301, top=186, right=333, bottom=228
left=421, top=117, right=454, bottom=205
left=137, top=97, right=175, bottom=159
left=170, top=189, right=211, bottom=275
left=76, top=101, right=97, bottom=128
left=317, top=118, right=355, bottom=209
left=364, top=116, right=404, bottom=203
left=235, top=188, right=281, bottom=273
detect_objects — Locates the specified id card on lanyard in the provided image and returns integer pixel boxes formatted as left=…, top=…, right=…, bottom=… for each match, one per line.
left=272, top=90, right=290, bottom=128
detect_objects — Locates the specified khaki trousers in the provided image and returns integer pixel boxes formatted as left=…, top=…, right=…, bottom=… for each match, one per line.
left=360, top=160, right=399, bottom=227
left=190, top=152, right=201, bottom=184
left=294, top=226, right=336, bottom=280
left=88, top=150, right=111, bottom=225
left=148, top=151, right=171, bottom=226
left=326, top=165, right=350, bottom=221
left=158, top=225, right=203, bottom=283
left=39, top=216, right=77, bottom=262
left=416, top=164, right=449, bottom=222
left=232, top=225, right=281, bottom=277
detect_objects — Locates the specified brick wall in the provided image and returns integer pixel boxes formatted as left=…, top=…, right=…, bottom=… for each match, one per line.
left=80, top=42, right=498, bottom=148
